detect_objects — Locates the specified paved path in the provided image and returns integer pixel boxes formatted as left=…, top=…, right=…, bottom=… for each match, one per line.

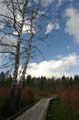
left=14, top=98, right=51, bottom=120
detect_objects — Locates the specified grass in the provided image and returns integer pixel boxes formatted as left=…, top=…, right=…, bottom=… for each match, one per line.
left=46, top=99, right=73, bottom=120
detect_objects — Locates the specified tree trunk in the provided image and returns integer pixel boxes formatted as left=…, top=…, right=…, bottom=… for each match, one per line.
left=21, top=14, right=33, bottom=80
left=13, top=37, right=20, bottom=85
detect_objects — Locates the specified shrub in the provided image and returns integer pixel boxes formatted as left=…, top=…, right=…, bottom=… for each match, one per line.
left=0, top=87, right=11, bottom=118
left=0, top=87, right=11, bottom=109
left=57, top=88, right=79, bottom=120
left=21, top=87, right=35, bottom=106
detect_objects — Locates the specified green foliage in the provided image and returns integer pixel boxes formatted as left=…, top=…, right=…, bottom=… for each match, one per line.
left=46, top=99, right=73, bottom=120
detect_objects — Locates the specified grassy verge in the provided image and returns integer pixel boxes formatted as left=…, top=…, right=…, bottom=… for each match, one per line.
left=46, top=99, right=73, bottom=120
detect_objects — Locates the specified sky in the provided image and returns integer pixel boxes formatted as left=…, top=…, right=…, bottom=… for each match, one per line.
left=0, top=0, right=79, bottom=78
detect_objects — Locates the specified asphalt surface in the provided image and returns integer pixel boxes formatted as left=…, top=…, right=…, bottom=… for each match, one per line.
left=14, top=98, right=51, bottom=120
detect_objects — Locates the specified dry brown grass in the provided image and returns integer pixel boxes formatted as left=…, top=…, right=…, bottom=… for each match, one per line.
left=0, top=86, right=11, bottom=109
left=21, top=87, right=35, bottom=105
left=57, top=88, right=79, bottom=120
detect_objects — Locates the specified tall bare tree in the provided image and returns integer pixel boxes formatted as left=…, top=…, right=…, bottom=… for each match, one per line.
left=0, top=0, right=59, bottom=83
left=0, top=0, right=29, bottom=84
left=21, top=1, right=49, bottom=80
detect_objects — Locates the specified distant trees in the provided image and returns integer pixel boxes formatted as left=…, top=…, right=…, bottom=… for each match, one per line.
left=0, top=71, right=79, bottom=91
left=22, top=75, right=79, bottom=92
left=26, top=75, right=32, bottom=86
left=0, top=71, right=12, bottom=86
left=74, top=75, right=79, bottom=87
left=0, top=72, right=5, bottom=85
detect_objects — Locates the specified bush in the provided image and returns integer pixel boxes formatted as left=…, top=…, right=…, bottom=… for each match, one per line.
left=0, top=87, right=11, bottom=118
left=21, top=87, right=35, bottom=106
left=0, top=87, right=11, bottom=109
left=57, top=88, right=79, bottom=120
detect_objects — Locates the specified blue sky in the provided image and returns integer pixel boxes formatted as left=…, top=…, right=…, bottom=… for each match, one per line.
left=39, top=0, right=79, bottom=58
left=0, top=0, right=79, bottom=78
left=27, top=0, right=79, bottom=77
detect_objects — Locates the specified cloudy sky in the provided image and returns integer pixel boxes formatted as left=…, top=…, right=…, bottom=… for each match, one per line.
left=1, top=0, right=79, bottom=78
left=27, top=0, right=79, bottom=77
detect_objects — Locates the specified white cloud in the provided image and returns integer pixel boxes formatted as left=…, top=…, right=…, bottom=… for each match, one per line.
left=23, top=20, right=35, bottom=34
left=13, top=20, right=36, bottom=34
left=46, top=22, right=60, bottom=34
left=16, top=13, right=22, bottom=23
left=23, top=22, right=30, bottom=33
left=66, top=8, right=77, bottom=18
left=65, top=8, right=79, bottom=43
left=27, top=53, right=79, bottom=78
left=46, top=23, right=54, bottom=34
left=13, top=31, right=18, bottom=35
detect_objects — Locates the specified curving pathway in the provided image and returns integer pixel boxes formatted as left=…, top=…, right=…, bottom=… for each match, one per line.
left=14, top=98, right=51, bottom=120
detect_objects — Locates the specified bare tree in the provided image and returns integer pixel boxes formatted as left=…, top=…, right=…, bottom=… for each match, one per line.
left=21, top=1, right=49, bottom=80
left=0, top=0, right=29, bottom=84
left=21, top=12, right=33, bottom=80
left=0, top=0, right=46, bottom=80
left=0, top=0, right=59, bottom=83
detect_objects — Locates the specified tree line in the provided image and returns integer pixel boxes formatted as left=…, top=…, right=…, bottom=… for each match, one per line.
left=21, top=75, right=79, bottom=91
left=0, top=71, right=79, bottom=91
